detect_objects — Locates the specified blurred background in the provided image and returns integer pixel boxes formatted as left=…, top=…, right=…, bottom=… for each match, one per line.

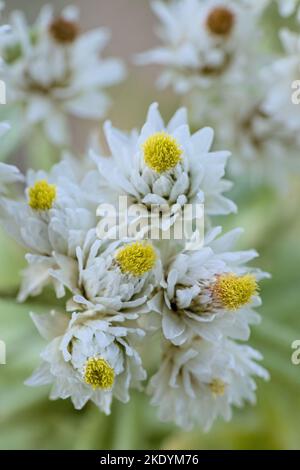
left=0, top=0, right=300, bottom=450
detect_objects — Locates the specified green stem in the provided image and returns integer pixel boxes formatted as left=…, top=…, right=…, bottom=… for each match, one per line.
left=111, top=396, right=141, bottom=450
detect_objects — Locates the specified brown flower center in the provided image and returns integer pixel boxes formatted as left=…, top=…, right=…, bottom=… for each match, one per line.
left=206, top=7, right=235, bottom=36
left=49, top=17, right=79, bottom=44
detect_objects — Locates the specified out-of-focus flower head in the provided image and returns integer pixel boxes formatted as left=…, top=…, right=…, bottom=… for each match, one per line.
left=188, top=76, right=300, bottom=187
left=0, top=4, right=126, bottom=146
left=262, top=29, right=300, bottom=134
left=136, top=0, right=264, bottom=93
left=148, top=337, right=269, bottom=430
left=276, top=0, right=300, bottom=19
left=135, top=0, right=300, bottom=188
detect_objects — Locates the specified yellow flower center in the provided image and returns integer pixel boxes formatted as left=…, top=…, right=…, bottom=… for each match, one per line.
left=143, top=132, right=182, bottom=173
left=209, top=378, right=226, bottom=396
left=206, top=7, right=235, bottom=36
left=28, top=180, right=56, bottom=211
left=115, top=242, right=156, bottom=277
left=213, top=273, right=258, bottom=310
left=84, top=358, right=115, bottom=390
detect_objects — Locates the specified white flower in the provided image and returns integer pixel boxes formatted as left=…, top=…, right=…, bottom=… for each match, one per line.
left=0, top=156, right=102, bottom=300
left=136, top=0, right=262, bottom=93
left=49, top=229, right=162, bottom=319
left=262, top=29, right=300, bottom=133
left=0, top=4, right=125, bottom=145
left=149, top=226, right=268, bottom=345
left=91, top=102, right=236, bottom=234
left=276, top=0, right=300, bottom=19
left=148, top=337, right=269, bottom=430
left=26, top=310, right=146, bottom=413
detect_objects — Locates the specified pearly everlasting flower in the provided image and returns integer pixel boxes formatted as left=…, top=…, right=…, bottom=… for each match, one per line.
left=26, top=310, right=146, bottom=413
left=136, top=0, right=262, bottom=93
left=148, top=337, right=269, bottom=430
left=0, top=4, right=125, bottom=146
left=91, top=102, right=236, bottom=234
left=149, top=226, right=268, bottom=346
left=0, top=156, right=102, bottom=300
left=50, top=230, right=162, bottom=319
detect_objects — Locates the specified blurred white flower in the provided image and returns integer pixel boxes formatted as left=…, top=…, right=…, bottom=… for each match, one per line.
left=149, top=226, right=268, bottom=346
left=136, top=0, right=262, bottom=93
left=148, top=337, right=269, bottom=430
left=189, top=80, right=300, bottom=187
left=91, top=102, right=236, bottom=235
left=136, top=0, right=300, bottom=187
left=262, top=29, right=300, bottom=133
left=0, top=4, right=125, bottom=146
left=26, top=310, right=146, bottom=413
left=276, top=0, right=300, bottom=19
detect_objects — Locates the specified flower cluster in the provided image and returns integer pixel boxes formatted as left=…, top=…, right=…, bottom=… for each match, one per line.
left=0, top=4, right=125, bottom=146
left=137, top=0, right=300, bottom=186
left=0, top=103, right=269, bottom=429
